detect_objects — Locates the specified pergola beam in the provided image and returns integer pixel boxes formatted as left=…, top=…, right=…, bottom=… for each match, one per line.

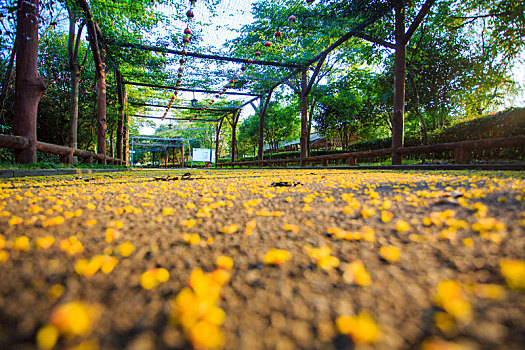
left=112, top=41, right=303, bottom=69
left=124, top=81, right=261, bottom=97
left=129, top=101, right=237, bottom=112
left=131, top=115, right=220, bottom=122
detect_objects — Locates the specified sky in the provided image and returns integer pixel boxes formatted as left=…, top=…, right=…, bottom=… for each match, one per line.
left=139, top=0, right=259, bottom=135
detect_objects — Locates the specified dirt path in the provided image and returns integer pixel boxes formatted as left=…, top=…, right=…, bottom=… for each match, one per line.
left=0, top=169, right=524, bottom=349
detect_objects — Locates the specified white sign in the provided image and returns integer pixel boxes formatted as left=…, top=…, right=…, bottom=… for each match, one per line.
left=192, top=148, right=216, bottom=162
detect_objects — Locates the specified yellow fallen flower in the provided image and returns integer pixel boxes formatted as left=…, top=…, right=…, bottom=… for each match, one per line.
left=379, top=245, right=400, bottom=263
left=343, top=261, right=371, bottom=286
left=42, top=216, right=65, bottom=227
left=499, top=259, right=525, bottom=291
left=263, top=248, right=292, bottom=266
left=219, top=224, right=239, bottom=234
left=49, top=301, right=101, bottom=336
left=118, top=241, right=135, bottom=257
left=216, top=255, right=233, bottom=270
left=36, top=236, right=55, bottom=250
left=140, top=268, right=170, bottom=290
left=60, top=236, right=84, bottom=256
left=13, top=235, right=30, bottom=251
left=395, top=219, right=410, bottom=232
left=336, top=310, right=381, bottom=344
left=433, top=280, right=472, bottom=322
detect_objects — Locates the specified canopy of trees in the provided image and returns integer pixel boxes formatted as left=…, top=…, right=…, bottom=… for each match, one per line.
left=0, top=0, right=523, bottom=163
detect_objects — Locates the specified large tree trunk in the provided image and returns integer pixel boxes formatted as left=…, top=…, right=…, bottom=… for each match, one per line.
left=391, top=2, right=406, bottom=165
left=306, top=98, right=316, bottom=156
left=14, top=0, right=46, bottom=163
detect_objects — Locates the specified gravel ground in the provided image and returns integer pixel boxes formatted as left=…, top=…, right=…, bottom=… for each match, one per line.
left=0, top=168, right=524, bottom=350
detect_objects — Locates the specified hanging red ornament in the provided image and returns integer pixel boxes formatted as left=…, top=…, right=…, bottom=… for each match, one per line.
left=264, top=41, right=271, bottom=47
left=208, top=101, right=213, bottom=105
left=306, top=0, right=314, bottom=4
left=184, top=28, right=191, bottom=35
left=254, top=51, right=261, bottom=56
left=174, top=91, right=178, bottom=95
left=181, top=49, right=187, bottom=55
left=241, top=66, right=246, bottom=71
left=222, top=88, right=227, bottom=92
left=183, top=36, right=190, bottom=43
left=211, top=100, right=215, bottom=103
left=288, top=15, right=296, bottom=22
left=178, top=68, right=184, bottom=72
left=230, top=79, right=235, bottom=83
left=180, top=59, right=185, bottom=65
left=186, top=10, right=194, bottom=18
left=177, top=79, right=182, bottom=84
left=215, top=94, right=219, bottom=98
left=247, top=58, right=254, bottom=64
left=178, top=73, right=183, bottom=78
left=274, top=30, right=282, bottom=38
left=234, top=75, right=239, bottom=79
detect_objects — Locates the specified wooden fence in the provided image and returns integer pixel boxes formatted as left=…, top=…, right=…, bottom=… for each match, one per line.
left=0, top=134, right=125, bottom=165
left=217, top=136, right=525, bottom=168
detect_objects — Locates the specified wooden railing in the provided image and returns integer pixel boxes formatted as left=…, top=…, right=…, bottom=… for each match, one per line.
left=0, top=134, right=125, bottom=165
left=217, top=136, right=525, bottom=168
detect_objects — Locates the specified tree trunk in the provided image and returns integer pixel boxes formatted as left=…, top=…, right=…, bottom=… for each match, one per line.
left=109, top=123, right=114, bottom=157
left=215, top=118, right=223, bottom=168
left=14, top=0, right=46, bottom=163
left=96, top=71, right=107, bottom=162
left=123, top=115, right=129, bottom=165
left=66, top=61, right=81, bottom=164
left=257, top=89, right=273, bottom=164
left=181, top=144, right=185, bottom=168
left=77, top=0, right=107, bottom=163
left=230, top=111, right=238, bottom=164
left=300, top=70, right=308, bottom=164
left=116, top=70, right=125, bottom=161
left=306, top=99, right=316, bottom=156
left=392, top=2, right=406, bottom=165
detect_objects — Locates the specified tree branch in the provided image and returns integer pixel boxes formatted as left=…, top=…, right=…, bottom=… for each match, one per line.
left=353, top=31, right=396, bottom=49
left=403, top=0, right=436, bottom=44
left=80, top=42, right=90, bottom=69
left=452, top=11, right=512, bottom=20
left=73, top=21, right=85, bottom=59
left=305, top=53, right=327, bottom=96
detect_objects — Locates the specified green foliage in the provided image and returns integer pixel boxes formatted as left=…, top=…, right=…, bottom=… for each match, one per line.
left=222, top=108, right=525, bottom=163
